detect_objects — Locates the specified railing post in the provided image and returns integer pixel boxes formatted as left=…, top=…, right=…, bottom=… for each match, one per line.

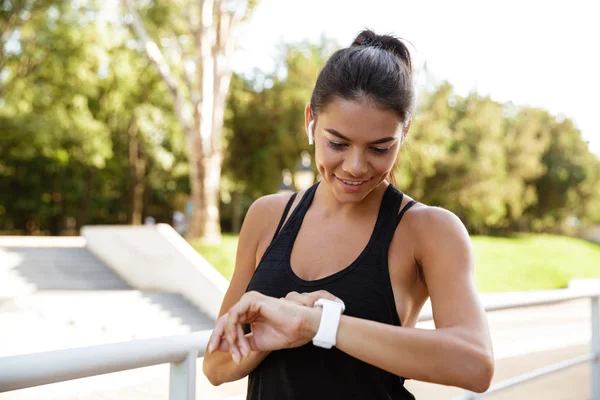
left=169, top=350, right=197, bottom=400
left=592, top=296, right=599, bottom=400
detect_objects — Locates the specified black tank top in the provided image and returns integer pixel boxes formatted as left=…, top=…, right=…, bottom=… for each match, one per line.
left=246, top=182, right=417, bottom=400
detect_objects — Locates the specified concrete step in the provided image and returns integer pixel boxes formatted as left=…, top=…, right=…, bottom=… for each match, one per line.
left=0, top=245, right=130, bottom=292
left=1, top=239, right=215, bottom=359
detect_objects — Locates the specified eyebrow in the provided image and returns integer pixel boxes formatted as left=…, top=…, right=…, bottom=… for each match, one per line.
left=324, top=128, right=398, bottom=145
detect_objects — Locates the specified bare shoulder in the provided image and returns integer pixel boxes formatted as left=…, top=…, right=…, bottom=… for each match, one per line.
left=405, top=204, right=468, bottom=237
left=400, top=202, right=472, bottom=267
left=242, top=192, right=297, bottom=237
left=226, top=191, right=298, bottom=307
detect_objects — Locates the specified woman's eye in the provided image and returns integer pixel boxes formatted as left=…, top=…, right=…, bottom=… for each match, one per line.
left=371, top=147, right=389, bottom=155
left=327, top=141, right=347, bottom=151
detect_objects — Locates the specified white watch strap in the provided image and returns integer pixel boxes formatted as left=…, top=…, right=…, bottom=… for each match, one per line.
left=312, top=298, right=345, bottom=349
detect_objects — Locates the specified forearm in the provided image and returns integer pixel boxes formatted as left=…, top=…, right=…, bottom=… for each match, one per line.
left=306, top=309, right=493, bottom=392
left=202, top=349, right=269, bottom=386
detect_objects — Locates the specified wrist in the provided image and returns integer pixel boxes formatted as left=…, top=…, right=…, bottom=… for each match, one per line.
left=302, top=306, right=322, bottom=341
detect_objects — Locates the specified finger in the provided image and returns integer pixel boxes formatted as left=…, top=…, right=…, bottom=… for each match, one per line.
left=285, top=291, right=313, bottom=307
left=246, top=331, right=259, bottom=352
left=208, top=314, right=227, bottom=353
left=226, top=312, right=241, bottom=363
left=284, top=291, right=299, bottom=300
left=313, top=290, right=341, bottom=303
left=214, top=336, right=229, bottom=352
left=227, top=292, right=265, bottom=359
left=237, top=323, right=249, bottom=357
left=307, top=290, right=344, bottom=308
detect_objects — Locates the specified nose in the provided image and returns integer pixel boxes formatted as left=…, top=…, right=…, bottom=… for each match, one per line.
left=342, top=148, right=368, bottom=177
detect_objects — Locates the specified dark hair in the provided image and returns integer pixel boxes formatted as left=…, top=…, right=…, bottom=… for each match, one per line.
left=309, top=29, right=415, bottom=185
left=309, top=29, right=414, bottom=123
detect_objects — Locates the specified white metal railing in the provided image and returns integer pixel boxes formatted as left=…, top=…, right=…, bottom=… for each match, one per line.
left=0, top=289, right=599, bottom=399
left=452, top=290, right=600, bottom=400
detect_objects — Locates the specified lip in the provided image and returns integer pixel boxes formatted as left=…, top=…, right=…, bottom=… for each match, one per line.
left=336, top=176, right=369, bottom=193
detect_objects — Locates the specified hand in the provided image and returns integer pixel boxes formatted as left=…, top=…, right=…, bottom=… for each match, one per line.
left=283, top=290, right=344, bottom=308
left=208, top=291, right=322, bottom=363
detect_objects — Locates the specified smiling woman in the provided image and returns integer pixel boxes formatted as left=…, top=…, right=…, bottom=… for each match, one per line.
left=310, top=100, right=404, bottom=202
left=202, top=29, right=494, bottom=399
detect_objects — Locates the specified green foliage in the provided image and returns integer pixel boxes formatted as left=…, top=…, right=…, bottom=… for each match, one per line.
left=222, top=37, right=336, bottom=199
left=397, top=82, right=600, bottom=234
left=0, top=0, right=186, bottom=233
left=1, top=4, right=598, bottom=237
left=190, top=233, right=239, bottom=280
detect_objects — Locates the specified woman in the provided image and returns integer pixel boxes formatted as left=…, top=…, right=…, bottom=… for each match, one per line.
left=203, top=29, right=494, bottom=399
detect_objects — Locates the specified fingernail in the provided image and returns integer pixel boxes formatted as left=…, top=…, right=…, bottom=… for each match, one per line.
left=232, top=352, right=241, bottom=364
left=208, top=342, right=215, bottom=353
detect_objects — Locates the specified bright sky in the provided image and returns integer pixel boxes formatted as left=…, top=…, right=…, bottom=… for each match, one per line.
left=231, top=0, right=600, bottom=155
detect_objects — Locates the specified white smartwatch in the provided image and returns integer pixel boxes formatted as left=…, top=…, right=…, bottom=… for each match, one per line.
left=312, top=298, right=345, bottom=349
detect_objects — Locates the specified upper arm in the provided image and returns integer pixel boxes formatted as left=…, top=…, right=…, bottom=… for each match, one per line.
left=414, top=208, right=492, bottom=349
left=217, top=193, right=292, bottom=317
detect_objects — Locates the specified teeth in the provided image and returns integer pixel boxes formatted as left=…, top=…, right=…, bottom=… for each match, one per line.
left=342, top=180, right=362, bottom=186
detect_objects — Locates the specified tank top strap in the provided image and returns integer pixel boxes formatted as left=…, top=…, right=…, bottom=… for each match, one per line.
left=279, top=182, right=319, bottom=236
left=272, top=192, right=298, bottom=241
left=256, top=183, right=319, bottom=267
left=375, top=185, right=415, bottom=248
left=395, top=199, right=417, bottom=226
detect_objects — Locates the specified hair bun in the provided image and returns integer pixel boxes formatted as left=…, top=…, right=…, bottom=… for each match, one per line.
left=351, top=29, right=412, bottom=73
left=351, top=30, right=380, bottom=47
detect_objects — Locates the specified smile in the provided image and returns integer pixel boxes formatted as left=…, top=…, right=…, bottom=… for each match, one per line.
left=336, top=177, right=370, bottom=192
left=340, top=179, right=364, bottom=186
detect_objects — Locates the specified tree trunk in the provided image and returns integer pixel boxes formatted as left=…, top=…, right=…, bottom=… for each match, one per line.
left=187, top=131, right=222, bottom=243
left=128, top=123, right=145, bottom=225
left=76, top=168, right=93, bottom=231
left=232, top=190, right=243, bottom=234
left=122, top=0, right=248, bottom=243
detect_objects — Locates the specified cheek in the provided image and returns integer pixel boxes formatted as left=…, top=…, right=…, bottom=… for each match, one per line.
left=371, top=157, right=396, bottom=176
left=315, top=146, right=341, bottom=172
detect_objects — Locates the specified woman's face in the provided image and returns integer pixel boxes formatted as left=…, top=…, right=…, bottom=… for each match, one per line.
left=307, top=98, right=405, bottom=203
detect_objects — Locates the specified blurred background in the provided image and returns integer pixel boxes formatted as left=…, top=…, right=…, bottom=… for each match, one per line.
left=1, top=0, right=600, bottom=398
left=2, top=0, right=599, bottom=292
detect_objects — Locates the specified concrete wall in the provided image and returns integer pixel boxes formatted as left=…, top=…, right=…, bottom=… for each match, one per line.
left=81, top=224, right=228, bottom=320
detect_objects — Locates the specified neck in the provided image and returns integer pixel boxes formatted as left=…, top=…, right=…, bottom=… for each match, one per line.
left=313, top=180, right=389, bottom=218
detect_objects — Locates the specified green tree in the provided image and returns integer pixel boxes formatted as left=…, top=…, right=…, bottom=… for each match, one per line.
left=0, top=0, right=186, bottom=233
left=526, top=117, right=599, bottom=231
left=221, top=38, right=336, bottom=231
left=0, top=0, right=112, bottom=233
left=121, top=0, right=258, bottom=243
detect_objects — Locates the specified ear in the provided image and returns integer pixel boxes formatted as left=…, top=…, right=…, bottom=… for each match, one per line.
left=305, top=103, right=315, bottom=144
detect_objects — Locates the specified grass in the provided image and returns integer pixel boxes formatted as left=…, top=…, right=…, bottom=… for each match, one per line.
left=471, top=234, right=600, bottom=292
left=191, top=234, right=240, bottom=281
left=191, top=233, right=600, bottom=293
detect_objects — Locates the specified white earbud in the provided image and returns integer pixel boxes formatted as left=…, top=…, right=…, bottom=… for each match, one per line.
left=308, top=121, right=315, bottom=145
